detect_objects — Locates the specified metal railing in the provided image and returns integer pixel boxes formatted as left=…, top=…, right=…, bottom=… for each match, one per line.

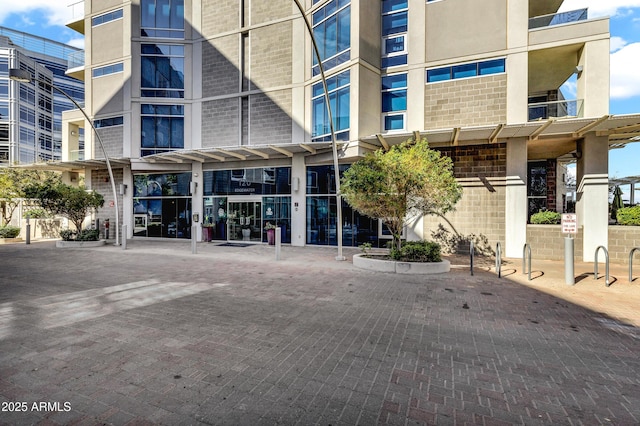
left=529, top=8, right=588, bottom=30
left=67, top=1, right=85, bottom=22
left=523, top=243, right=532, bottom=281
left=528, top=99, right=583, bottom=121
left=594, top=246, right=610, bottom=287
left=67, top=51, right=84, bottom=70
left=630, top=247, right=640, bottom=282
left=495, top=242, right=502, bottom=278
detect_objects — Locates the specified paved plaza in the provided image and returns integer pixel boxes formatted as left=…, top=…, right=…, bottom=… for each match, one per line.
left=1, top=240, right=639, bottom=425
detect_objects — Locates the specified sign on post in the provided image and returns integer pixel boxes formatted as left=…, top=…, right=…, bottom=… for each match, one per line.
left=562, top=213, right=577, bottom=235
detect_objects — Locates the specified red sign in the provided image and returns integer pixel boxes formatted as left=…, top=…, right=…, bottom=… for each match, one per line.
left=561, top=213, right=577, bottom=234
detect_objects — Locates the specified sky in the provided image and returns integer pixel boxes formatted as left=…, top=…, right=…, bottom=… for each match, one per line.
left=0, top=0, right=638, bottom=184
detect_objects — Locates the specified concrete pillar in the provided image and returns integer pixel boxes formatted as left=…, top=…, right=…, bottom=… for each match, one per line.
left=291, top=154, right=306, bottom=247
left=578, top=38, right=610, bottom=117
left=576, top=133, right=609, bottom=262
left=505, top=138, right=528, bottom=258
left=122, top=165, right=133, bottom=239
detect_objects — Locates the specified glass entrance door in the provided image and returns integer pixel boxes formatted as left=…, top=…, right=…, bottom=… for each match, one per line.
left=227, top=200, right=262, bottom=242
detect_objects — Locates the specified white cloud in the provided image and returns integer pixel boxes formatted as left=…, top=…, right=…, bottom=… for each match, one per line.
left=559, top=0, right=640, bottom=18
left=0, top=1, right=72, bottom=28
left=66, top=37, right=84, bottom=49
left=610, top=36, right=628, bottom=52
left=610, top=42, right=640, bottom=99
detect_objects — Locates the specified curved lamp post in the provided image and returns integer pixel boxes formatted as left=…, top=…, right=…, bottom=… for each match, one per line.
left=292, top=0, right=345, bottom=260
left=9, top=68, right=120, bottom=246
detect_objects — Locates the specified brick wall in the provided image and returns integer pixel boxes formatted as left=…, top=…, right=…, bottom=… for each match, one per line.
left=251, top=0, right=292, bottom=24
left=202, top=98, right=240, bottom=147
left=436, top=143, right=507, bottom=179
left=202, top=35, right=240, bottom=98
left=94, top=126, right=123, bottom=160
left=526, top=225, right=584, bottom=261
left=608, top=226, right=640, bottom=264
left=201, top=0, right=239, bottom=36
left=250, top=23, right=293, bottom=90
left=250, top=91, right=292, bottom=145
left=424, top=74, right=507, bottom=129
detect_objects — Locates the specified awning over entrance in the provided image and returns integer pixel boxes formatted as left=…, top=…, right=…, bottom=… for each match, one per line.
left=361, top=114, right=640, bottom=156
left=8, top=158, right=131, bottom=172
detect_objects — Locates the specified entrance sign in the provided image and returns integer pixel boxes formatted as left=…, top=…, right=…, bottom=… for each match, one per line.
left=561, top=213, right=577, bottom=234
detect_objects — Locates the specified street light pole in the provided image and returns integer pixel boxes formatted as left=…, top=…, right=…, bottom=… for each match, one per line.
left=9, top=68, right=120, bottom=246
left=291, top=0, right=345, bottom=260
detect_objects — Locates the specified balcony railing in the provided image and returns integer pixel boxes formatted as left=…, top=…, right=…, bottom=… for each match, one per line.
left=529, top=8, right=588, bottom=30
left=67, top=50, right=84, bottom=70
left=67, top=1, right=84, bottom=22
left=528, top=99, right=584, bottom=121
left=69, top=149, right=84, bottom=161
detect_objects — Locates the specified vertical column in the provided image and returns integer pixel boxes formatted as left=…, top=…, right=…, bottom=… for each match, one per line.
left=576, top=133, right=609, bottom=262
left=191, top=162, right=204, bottom=241
left=291, top=154, right=306, bottom=247
left=505, top=138, right=528, bottom=258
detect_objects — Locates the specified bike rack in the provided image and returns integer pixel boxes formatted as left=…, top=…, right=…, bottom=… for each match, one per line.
left=594, top=245, right=610, bottom=287
left=630, top=247, right=640, bottom=282
left=523, top=243, right=532, bottom=281
left=470, top=240, right=475, bottom=276
left=495, top=242, right=502, bottom=278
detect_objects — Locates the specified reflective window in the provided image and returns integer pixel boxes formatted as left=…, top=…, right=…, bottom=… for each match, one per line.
left=312, top=0, right=350, bottom=75
left=312, top=70, right=350, bottom=142
left=427, top=58, right=505, bottom=83
left=140, top=104, right=184, bottom=156
left=92, top=9, right=123, bottom=26
left=381, top=0, right=408, bottom=68
left=92, top=62, right=124, bottom=78
left=94, top=116, right=124, bottom=128
left=141, top=0, right=184, bottom=38
left=382, top=73, right=407, bottom=131
left=203, top=167, right=292, bottom=196
left=141, top=44, right=184, bottom=98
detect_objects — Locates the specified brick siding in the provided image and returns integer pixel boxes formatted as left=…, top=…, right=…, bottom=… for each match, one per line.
left=436, top=143, right=507, bottom=179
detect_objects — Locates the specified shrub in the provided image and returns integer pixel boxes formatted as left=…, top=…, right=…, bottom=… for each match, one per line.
left=530, top=210, right=561, bottom=224
left=0, top=226, right=20, bottom=238
left=390, top=240, right=441, bottom=263
left=430, top=224, right=494, bottom=256
left=616, top=205, right=640, bottom=226
left=59, top=229, right=76, bottom=241
left=23, top=208, right=47, bottom=219
left=76, top=229, right=100, bottom=241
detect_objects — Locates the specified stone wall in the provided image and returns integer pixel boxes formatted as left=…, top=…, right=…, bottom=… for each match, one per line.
left=202, top=98, right=240, bottom=147
left=202, top=35, right=240, bottom=98
left=424, top=74, right=507, bottom=129
left=526, top=225, right=584, bottom=261
left=250, top=91, right=292, bottom=145
left=94, top=126, right=123, bottom=160
left=608, top=226, right=640, bottom=264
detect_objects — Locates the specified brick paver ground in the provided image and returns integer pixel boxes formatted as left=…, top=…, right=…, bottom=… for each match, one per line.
left=1, top=240, right=639, bottom=425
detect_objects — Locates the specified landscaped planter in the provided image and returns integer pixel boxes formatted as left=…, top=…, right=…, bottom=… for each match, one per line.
left=353, top=254, right=450, bottom=274
left=0, top=238, right=23, bottom=244
left=55, top=240, right=106, bottom=248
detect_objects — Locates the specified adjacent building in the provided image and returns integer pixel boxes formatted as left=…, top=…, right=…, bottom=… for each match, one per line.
left=0, top=27, right=84, bottom=165
left=49, top=0, right=640, bottom=261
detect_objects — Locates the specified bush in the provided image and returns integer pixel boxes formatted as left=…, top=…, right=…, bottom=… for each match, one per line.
left=617, top=205, right=640, bottom=226
left=530, top=210, right=561, bottom=224
left=0, top=226, right=20, bottom=238
left=59, top=229, right=101, bottom=241
left=430, top=224, right=494, bottom=256
left=23, top=208, right=47, bottom=219
left=390, top=240, right=441, bottom=262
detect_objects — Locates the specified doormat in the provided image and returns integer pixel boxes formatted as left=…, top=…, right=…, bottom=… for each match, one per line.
left=216, top=243, right=252, bottom=247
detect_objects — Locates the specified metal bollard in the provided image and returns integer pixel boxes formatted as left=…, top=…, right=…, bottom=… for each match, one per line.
left=122, top=224, right=127, bottom=250
left=25, top=214, right=31, bottom=245
left=565, top=237, right=575, bottom=285
left=523, top=243, right=532, bottom=281
left=191, top=225, right=197, bottom=254
left=495, top=242, right=502, bottom=278
left=275, top=227, right=282, bottom=261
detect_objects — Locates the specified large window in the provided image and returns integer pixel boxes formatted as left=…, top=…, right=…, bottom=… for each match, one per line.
left=141, top=0, right=184, bottom=38
left=203, top=167, right=291, bottom=196
left=427, top=58, right=505, bottom=83
left=312, top=70, right=350, bottom=142
left=528, top=161, right=547, bottom=221
left=141, top=44, right=185, bottom=98
left=92, top=9, right=123, bottom=26
left=141, top=104, right=184, bottom=156
left=92, top=63, right=124, bottom=78
left=312, top=0, right=350, bottom=75
left=381, top=0, right=408, bottom=68
left=382, top=73, right=407, bottom=131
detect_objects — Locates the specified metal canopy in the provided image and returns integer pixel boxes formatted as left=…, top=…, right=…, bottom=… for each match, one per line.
left=361, top=114, right=640, bottom=150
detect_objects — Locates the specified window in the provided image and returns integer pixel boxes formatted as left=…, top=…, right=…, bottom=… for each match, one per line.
left=95, top=116, right=124, bottom=128
left=92, top=9, right=123, bottom=26
left=141, top=0, right=184, bottom=38
left=528, top=162, right=547, bottom=221
left=382, top=0, right=408, bottom=68
left=382, top=73, right=407, bottom=131
left=92, top=62, right=124, bottom=78
left=141, top=44, right=184, bottom=98
left=312, top=0, right=351, bottom=75
left=312, top=70, right=350, bottom=142
left=141, top=104, right=184, bottom=156
left=427, top=58, right=505, bottom=83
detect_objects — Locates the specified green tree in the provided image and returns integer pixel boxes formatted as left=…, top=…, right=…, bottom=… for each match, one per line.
left=0, top=169, right=61, bottom=225
left=341, top=138, right=462, bottom=250
left=25, top=182, right=104, bottom=231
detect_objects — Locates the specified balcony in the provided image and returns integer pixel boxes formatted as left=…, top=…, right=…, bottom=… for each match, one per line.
left=66, top=1, right=85, bottom=34
left=528, top=99, right=583, bottom=121
left=66, top=50, right=84, bottom=80
left=529, top=8, right=587, bottom=30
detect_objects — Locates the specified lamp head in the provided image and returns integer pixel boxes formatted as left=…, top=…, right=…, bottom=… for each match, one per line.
left=8, top=69, right=33, bottom=83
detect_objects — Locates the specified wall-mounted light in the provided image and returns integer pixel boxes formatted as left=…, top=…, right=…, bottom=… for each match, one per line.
left=119, top=184, right=127, bottom=195
left=574, top=65, right=583, bottom=75
left=189, top=181, right=197, bottom=195
left=293, top=177, right=300, bottom=192
left=70, top=131, right=76, bottom=136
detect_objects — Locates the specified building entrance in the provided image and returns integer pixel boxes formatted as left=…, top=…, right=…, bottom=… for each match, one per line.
left=227, top=200, right=262, bottom=242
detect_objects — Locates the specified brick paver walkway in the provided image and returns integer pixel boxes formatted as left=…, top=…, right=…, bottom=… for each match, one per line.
left=1, top=241, right=639, bottom=425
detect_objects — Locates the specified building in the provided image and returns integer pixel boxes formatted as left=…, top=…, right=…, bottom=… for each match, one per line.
left=0, top=27, right=84, bottom=165
left=49, top=0, right=640, bottom=261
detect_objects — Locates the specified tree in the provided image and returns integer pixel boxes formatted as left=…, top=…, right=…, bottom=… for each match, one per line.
left=0, top=169, right=61, bottom=225
left=25, top=182, right=104, bottom=231
left=341, top=138, right=462, bottom=250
